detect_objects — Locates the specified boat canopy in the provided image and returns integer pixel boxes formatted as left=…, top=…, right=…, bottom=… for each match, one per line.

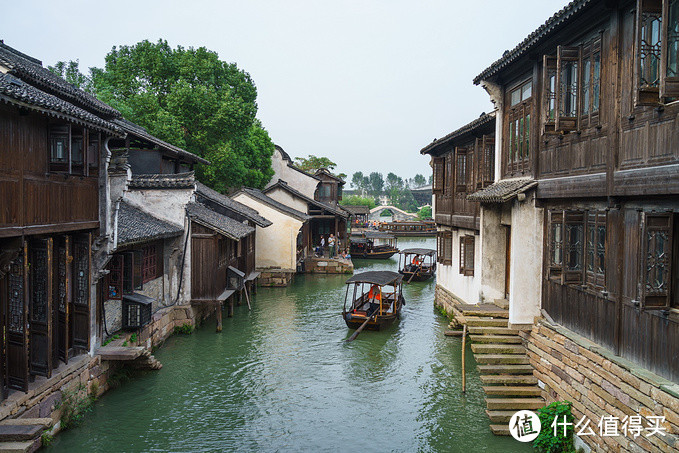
left=345, top=271, right=403, bottom=286
left=364, top=231, right=395, bottom=239
left=400, top=248, right=436, bottom=256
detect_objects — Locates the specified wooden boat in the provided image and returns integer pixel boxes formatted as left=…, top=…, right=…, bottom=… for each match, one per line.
left=349, top=231, right=399, bottom=259
left=378, top=220, right=437, bottom=237
left=342, top=271, right=405, bottom=332
left=398, top=248, right=437, bottom=282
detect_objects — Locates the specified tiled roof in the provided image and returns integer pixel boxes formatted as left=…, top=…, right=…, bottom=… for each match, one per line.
left=467, top=178, right=537, bottom=203
left=264, top=180, right=348, bottom=218
left=113, top=118, right=209, bottom=165
left=195, top=182, right=271, bottom=228
left=129, top=172, right=196, bottom=190
left=187, top=201, right=254, bottom=240
left=473, top=0, right=594, bottom=84
left=342, top=205, right=371, bottom=215
left=420, top=112, right=495, bottom=156
left=0, top=41, right=120, bottom=118
left=236, top=188, right=309, bottom=221
left=117, top=201, right=183, bottom=247
left=0, top=73, right=122, bottom=134
left=314, top=168, right=345, bottom=184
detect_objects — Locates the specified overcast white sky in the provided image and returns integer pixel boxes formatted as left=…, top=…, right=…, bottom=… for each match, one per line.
left=2, top=0, right=570, bottom=183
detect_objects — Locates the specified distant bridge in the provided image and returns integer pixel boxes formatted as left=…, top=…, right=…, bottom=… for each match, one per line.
left=369, top=205, right=418, bottom=222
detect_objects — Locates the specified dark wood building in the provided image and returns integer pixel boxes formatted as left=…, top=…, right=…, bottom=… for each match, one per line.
left=0, top=42, right=123, bottom=393
left=473, top=0, right=679, bottom=382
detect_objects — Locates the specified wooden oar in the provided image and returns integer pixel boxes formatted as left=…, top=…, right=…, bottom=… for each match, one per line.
left=345, top=311, right=377, bottom=342
left=243, top=283, right=252, bottom=310
left=407, top=263, right=423, bottom=284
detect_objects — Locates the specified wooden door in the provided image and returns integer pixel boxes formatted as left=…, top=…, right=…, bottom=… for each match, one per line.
left=29, top=238, right=53, bottom=377
left=7, top=243, right=28, bottom=391
left=0, top=265, right=7, bottom=400
left=505, top=226, right=511, bottom=298
left=54, top=236, right=70, bottom=364
left=71, top=234, right=90, bottom=352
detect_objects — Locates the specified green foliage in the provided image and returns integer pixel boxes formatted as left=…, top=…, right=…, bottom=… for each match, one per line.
left=122, top=340, right=128, bottom=347
left=174, top=323, right=194, bottom=335
left=412, top=174, right=427, bottom=188
left=102, top=333, right=120, bottom=347
left=129, top=333, right=138, bottom=344
left=417, top=205, right=432, bottom=219
left=56, top=383, right=94, bottom=430
left=41, top=433, right=54, bottom=447
left=48, top=60, right=93, bottom=92
left=367, top=172, right=384, bottom=196
left=380, top=209, right=393, bottom=217
left=49, top=39, right=274, bottom=191
left=293, top=155, right=337, bottom=173
left=534, top=401, right=575, bottom=453
left=340, top=195, right=376, bottom=209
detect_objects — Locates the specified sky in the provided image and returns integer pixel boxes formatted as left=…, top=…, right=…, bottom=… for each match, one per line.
left=1, top=0, right=571, bottom=184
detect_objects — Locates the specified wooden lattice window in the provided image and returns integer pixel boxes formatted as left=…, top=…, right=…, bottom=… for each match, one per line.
left=30, top=241, right=49, bottom=323
left=455, top=147, right=468, bottom=193
left=549, top=211, right=564, bottom=280
left=459, top=235, right=475, bottom=276
left=142, top=243, right=161, bottom=283
left=49, top=124, right=69, bottom=173
left=641, top=213, right=673, bottom=309
left=57, top=239, right=67, bottom=312
left=8, top=254, right=25, bottom=334
left=476, top=135, right=495, bottom=189
left=564, top=211, right=585, bottom=284
left=581, top=37, right=602, bottom=128
left=107, top=254, right=123, bottom=300
left=636, top=0, right=663, bottom=104
left=437, top=230, right=452, bottom=265
left=586, top=212, right=607, bottom=289
left=506, top=80, right=532, bottom=174
left=661, top=0, right=679, bottom=99
left=556, top=46, right=581, bottom=132
left=73, top=239, right=89, bottom=306
left=432, top=157, right=445, bottom=194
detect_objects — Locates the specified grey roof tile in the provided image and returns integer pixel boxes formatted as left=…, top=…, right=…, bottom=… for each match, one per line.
left=117, top=201, right=184, bottom=246
left=187, top=201, right=254, bottom=240
left=420, top=112, right=495, bottom=156
left=195, top=182, right=271, bottom=227
left=264, top=180, right=348, bottom=218
left=466, top=178, right=537, bottom=203
left=129, top=172, right=196, bottom=190
left=237, top=188, right=309, bottom=221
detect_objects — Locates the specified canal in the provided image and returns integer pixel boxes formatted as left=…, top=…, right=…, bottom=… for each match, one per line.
left=49, top=237, right=529, bottom=452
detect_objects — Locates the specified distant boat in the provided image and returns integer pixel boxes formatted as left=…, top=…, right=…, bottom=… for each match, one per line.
left=398, top=248, right=437, bottom=282
left=342, top=271, right=405, bottom=334
left=378, top=220, right=436, bottom=236
left=349, top=231, right=399, bottom=259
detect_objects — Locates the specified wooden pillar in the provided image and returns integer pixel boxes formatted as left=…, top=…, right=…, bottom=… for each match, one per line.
left=216, top=301, right=223, bottom=333
left=227, top=299, right=234, bottom=317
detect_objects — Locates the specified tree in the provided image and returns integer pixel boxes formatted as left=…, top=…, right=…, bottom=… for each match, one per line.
left=385, top=172, right=404, bottom=192
left=367, top=172, right=384, bottom=196
left=293, top=155, right=337, bottom=173
left=413, top=174, right=427, bottom=188
left=417, top=205, right=432, bottom=219
left=340, top=195, right=376, bottom=209
left=48, top=60, right=93, bottom=92
left=351, top=171, right=365, bottom=191
left=50, top=40, right=274, bottom=191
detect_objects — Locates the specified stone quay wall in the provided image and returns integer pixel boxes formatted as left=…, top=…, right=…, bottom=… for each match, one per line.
left=259, top=269, right=295, bottom=287
left=434, top=284, right=465, bottom=327
left=524, top=319, right=679, bottom=452
left=304, top=257, right=353, bottom=274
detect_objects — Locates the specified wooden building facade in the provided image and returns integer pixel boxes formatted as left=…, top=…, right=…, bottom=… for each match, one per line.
left=0, top=42, right=123, bottom=394
left=421, top=113, right=495, bottom=305
left=472, top=0, right=679, bottom=381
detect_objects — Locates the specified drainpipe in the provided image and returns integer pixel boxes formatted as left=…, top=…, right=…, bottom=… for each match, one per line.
left=113, top=198, right=121, bottom=250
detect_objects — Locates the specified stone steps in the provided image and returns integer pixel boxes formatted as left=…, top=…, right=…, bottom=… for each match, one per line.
left=459, top=308, right=509, bottom=318
left=483, top=386, right=542, bottom=397
left=469, top=334, right=522, bottom=344
left=493, top=299, right=509, bottom=310
left=0, top=426, right=43, bottom=442
left=485, top=398, right=544, bottom=411
left=477, top=364, right=535, bottom=375
left=467, top=326, right=519, bottom=336
left=489, top=424, right=511, bottom=436
left=479, top=374, right=538, bottom=385
left=471, top=344, right=526, bottom=355
left=474, top=354, right=530, bottom=365
left=0, top=439, right=40, bottom=453
left=485, top=410, right=518, bottom=424
left=463, top=317, right=508, bottom=327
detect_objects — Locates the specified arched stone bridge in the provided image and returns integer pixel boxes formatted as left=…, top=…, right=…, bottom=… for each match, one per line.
left=369, top=205, right=418, bottom=222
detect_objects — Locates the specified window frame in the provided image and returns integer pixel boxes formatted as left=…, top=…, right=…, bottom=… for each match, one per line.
left=506, top=79, right=532, bottom=175
left=459, top=235, right=475, bottom=276
left=661, top=0, right=679, bottom=99
left=641, top=213, right=673, bottom=309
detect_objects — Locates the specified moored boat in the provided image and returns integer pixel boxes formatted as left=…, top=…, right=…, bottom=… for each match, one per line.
left=342, top=271, right=405, bottom=333
left=349, top=231, right=399, bottom=259
left=378, top=220, right=436, bottom=237
left=398, top=248, right=436, bottom=282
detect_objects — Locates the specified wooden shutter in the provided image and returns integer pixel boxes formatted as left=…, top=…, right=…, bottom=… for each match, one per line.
left=661, top=0, right=679, bottom=99
left=7, top=243, right=29, bottom=391
left=466, top=146, right=475, bottom=194
left=459, top=237, right=465, bottom=274
left=29, top=238, right=53, bottom=378
left=455, top=147, right=467, bottom=193
left=543, top=54, right=557, bottom=133
left=123, top=252, right=134, bottom=294
left=549, top=211, right=564, bottom=280
left=564, top=211, right=585, bottom=284
left=133, top=250, right=143, bottom=290
left=57, top=236, right=70, bottom=364
left=443, top=231, right=453, bottom=265
left=482, top=135, right=495, bottom=187
left=72, top=233, right=91, bottom=352
left=641, top=213, right=673, bottom=309
left=432, top=157, right=445, bottom=194
left=555, top=46, right=581, bottom=132
left=464, top=236, right=475, bottom=277
left=635, top=0, right=663, bottom=105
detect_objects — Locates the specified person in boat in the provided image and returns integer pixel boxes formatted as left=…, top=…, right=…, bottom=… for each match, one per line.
left=406, top=255, right=422, bottom=272
left=367, top=284, right=381, bottom=316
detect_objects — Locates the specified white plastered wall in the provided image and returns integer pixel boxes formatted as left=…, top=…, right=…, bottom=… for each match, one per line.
left=267, top=148, right=318, bottom=199
left=233, top=194, right=304, bottom=271
left=437, top=227, right=482, bottom=305
left=507, top=196, right=543, bottom=325
left=265, top=187, right=308, bottom=214
left=479, top=206, right=508, bottom=304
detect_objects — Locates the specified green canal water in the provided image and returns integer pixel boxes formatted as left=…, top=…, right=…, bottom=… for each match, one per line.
left=49, top=238, right=530, bottom=452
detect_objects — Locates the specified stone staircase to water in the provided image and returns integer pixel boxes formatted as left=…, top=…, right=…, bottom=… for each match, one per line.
left=451, top=300, right=544, bottom=436
left=0, top=417, right=53, bottom=452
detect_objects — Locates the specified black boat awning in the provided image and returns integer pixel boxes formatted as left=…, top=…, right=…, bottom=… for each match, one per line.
left=400, top=248, right=436, bottom=256
left=345, top=271, right=403, bottom=286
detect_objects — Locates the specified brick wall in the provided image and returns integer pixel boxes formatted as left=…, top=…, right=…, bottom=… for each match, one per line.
left=524, top=320, right=679, bottom=452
